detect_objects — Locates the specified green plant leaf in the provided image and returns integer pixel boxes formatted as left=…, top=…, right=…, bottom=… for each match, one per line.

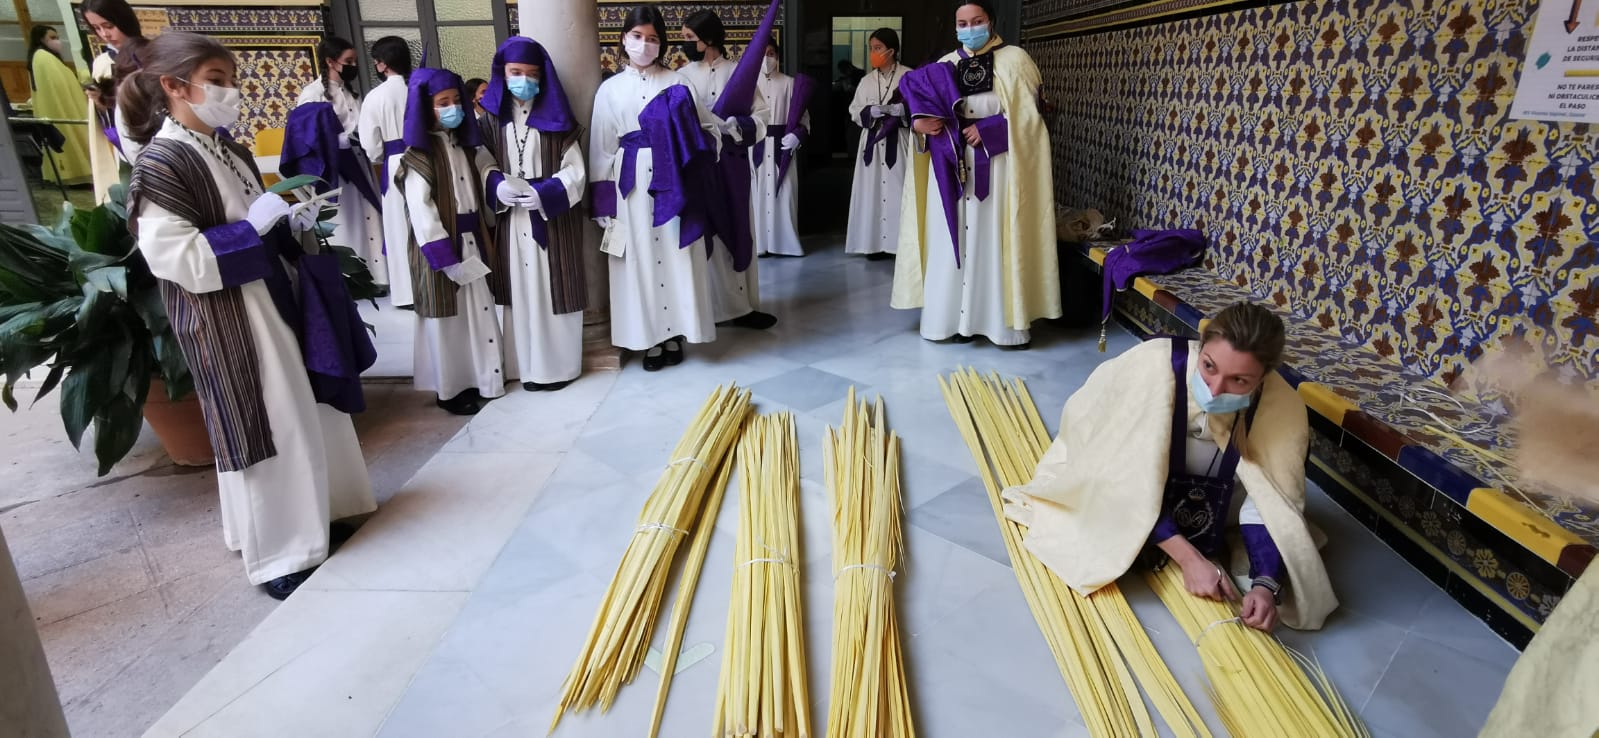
left=85, top=265, right=129, bottom=298
left=59, top=351, right=110, bottom=449
left=29, top=362, right=65, bottom=408
left=92, top=393, right=143, bottom=476
left=268, top=174, right=323, bottom=194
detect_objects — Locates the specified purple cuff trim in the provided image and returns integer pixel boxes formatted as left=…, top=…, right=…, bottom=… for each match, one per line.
left=485, top=171, right=506, bottom=212
left=588, top=181, right=617, bottom=218
left=421, top=238, right=460, bottom=270
left=858, top=109, right=874, bottom=127
left=1149, top=514, right=1180, bottom=546
left=975, top=114, right=1009, bottom=158
left=532, top=178, right=571, bottom=218
left=203, top=221, right=273, bottom=288
left=1241, top=524, right=1285, bottom=581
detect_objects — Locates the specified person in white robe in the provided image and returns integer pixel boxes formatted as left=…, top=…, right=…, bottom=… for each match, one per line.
left=124, top=33, right=375, bottom=599
left=395, top=67, right=513, bottom=414
left=358, top=36, right=416, bottom=307
left=845, top=28, right=911, bottom=260
left=750, top=38, right=812, bottom=258
left=480, top=37, right=588, bottom=391
left=678, top=9, right=776, bottom=329
left=295, top=36, right=387, bottom=288
left=590, top=6, right=723, bottom=371
left=895, top=1, right=1061, bottom=350
left=82, top=0, right=144, bottom=200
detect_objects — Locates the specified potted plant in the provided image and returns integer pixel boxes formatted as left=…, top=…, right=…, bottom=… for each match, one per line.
left=0, top=179, right=378, bottom=476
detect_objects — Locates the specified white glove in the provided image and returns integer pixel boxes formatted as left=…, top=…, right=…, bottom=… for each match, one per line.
left=595, top=216, right=615, bottom=229
left=441, top=255, right=490, bottom=285
left=245, top=192, right=292, bottom=235
left=495, top=177, right=534, bottom=207
left=780, top=133, right=801, bottom=151
left=288, top=201, right=320, bottom=232
left=868, top=105, right=885, bottom=119
left=518, top=187, right=544, bottom=214
left=721, top=117, right=744, bottom=143
left=885, top=103, right=906, bottom=118
left=337, top=131, right=352, bottom=150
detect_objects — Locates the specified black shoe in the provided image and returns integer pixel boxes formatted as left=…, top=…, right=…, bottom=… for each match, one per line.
left=397, top=304, right=416, bottom=311
left=523, top=378, right=576, bottom=392
left=934, top=334, right=975, bottom=344
left=865, top=252, right=894, bottom=262
left=998, top=341, right=1032, bottom=351
left=264, top=569, right=315, bottom=600
left=330, top=521, right=359, bottom=552
left=374, top=286, right=391, bottom=298
left=642, top=347, right=667, bottom=372
left=663, top=339, right=685, bottom=366
left=718, top=311, right=777, bottom=330
left=435, top=391, right=481, bottom=415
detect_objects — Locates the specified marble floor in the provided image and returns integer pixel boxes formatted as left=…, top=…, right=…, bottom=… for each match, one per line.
left=144, top=242, right=1519, bottom=738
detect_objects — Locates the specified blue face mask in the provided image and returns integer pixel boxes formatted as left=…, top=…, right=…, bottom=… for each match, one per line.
left=1189, top=368, right=1253, bottom=415
left=507, top=75, right=539, bottom=102
left=436, top=104, right=465, bottom=129
left=957, top=23, right=990, bottom=51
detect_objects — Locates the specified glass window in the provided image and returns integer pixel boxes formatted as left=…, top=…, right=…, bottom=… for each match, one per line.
left=438, top=25, right=496, bottom=81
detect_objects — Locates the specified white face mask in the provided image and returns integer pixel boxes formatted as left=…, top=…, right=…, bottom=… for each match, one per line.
left=762, top=56, right=778, bottom=75
left=624, top=36, right=659, bottom=68
left=45, top=37, right=63, bottom=53
left=179, top=79, right=242, bottom=130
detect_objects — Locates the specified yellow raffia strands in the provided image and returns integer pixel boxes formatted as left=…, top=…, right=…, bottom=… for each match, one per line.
left=549, top=386, right=753, bottom=735
left=939, top=368, right=1208, bottom=738
left=824, top=389, right=915, bottom=738
left=1145, top=564, right=1370, bottom=738
left=713, top=412, right=812, bottom=738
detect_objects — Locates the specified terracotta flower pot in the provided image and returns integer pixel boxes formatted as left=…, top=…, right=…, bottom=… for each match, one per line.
left=144, top=378, right=215, bottom=467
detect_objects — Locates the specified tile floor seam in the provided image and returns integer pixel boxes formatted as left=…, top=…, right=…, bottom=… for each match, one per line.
left=1357, top=632, right=1407, bottom=714
left=129, top=505, right=171, bottom=616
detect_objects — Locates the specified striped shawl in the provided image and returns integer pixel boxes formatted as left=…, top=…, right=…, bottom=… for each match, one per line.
left=481, top=119, right=588, bottom=315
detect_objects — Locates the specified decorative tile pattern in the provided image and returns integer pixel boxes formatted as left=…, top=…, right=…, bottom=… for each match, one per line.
left=1025, top=0, right=1599, bottom=398
left=1024, top=0, right=1287, bottom=37
left=595, top=1, right=783, bottom=73
left=226, top=37, right=320, bottom=151
left=166, top=8, right=323, bottom=33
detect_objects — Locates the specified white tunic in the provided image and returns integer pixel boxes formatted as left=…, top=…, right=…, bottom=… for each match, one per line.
left=750, top=71, right=809, bottom=257
left=589, top=64, right=721, bottom=351
left=496, top=100, right=587, bottom=384
left=402, top=132, right=509, bottom=399
left=679, top=56, right=769, bottom=321
left=358, top=74, right=414, bottom=306
left=134, top=118, right=375, bottom=585
left=846, top=64, right=911, bottom=256
left=919, top=88, right=1029, bottom=346
left=295, top=78, right=387, bottom=288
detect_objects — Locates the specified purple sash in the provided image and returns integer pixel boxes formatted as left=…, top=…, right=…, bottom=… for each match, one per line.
left=861, top=92, right=905, bottom=170
left=380, top=139, right=406, bottom=194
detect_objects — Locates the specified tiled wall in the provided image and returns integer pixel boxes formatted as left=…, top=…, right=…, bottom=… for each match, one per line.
left=74, top=4, right=322, bottom=151
left=1023, top=0, right=1599, bottom=393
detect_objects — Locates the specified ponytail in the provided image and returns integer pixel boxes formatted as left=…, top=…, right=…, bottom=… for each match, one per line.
left=117, top=68, right=168, bottom=145
left=116, top=32, right=235, bottom=145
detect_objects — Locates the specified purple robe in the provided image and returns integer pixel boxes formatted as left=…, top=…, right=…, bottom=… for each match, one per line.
left=281, top=102, right=382, bottom=210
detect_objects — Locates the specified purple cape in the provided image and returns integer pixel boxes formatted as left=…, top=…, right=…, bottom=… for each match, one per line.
left=751, top=74, right=816, bottom=188
left=481, top=36, right=577, bottom=133
left=404, top=68, right=481, bottom=150
left=1101, top=229, right=1206, bottom=322
left=281, top=101, right=382, bottom=210
left=710, top=0, right=781, bottom=121
left=899, top=62, right=965, bottom=266
left=634, top=85, right=717, bottom=248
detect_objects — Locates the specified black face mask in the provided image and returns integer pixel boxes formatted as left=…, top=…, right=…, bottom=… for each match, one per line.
left=338, top=64, right=359, bottom=84
left=682, top=43, right=705, bottom=63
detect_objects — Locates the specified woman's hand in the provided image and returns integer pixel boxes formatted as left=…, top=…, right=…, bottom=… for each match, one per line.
left=1178, top=556, right=1239, bottom=601
left=963, top=123, right=982, bottom=146
left=1241, top=587, right=1279, bottom=632
left=912, top=117, right=944, bottom=136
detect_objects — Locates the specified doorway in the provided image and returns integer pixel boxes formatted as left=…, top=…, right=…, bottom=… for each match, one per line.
left=329, top=0, right=516, bottom=90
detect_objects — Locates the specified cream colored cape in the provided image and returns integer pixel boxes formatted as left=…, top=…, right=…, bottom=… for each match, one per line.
left=1480, top=565, right=1599, bottom=737
left=1002, top=338, right=1338, bottom=630
left=89, top=51, right=119, bottom=203
left=890, top=37, right=1061, bottom=331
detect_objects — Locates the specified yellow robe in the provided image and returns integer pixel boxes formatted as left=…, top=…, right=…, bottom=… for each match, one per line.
left=891, top=36, right=1061, bottom=331
left=1480, top=565, right=1599, bottom=737
left=30, top=49, right=92, bottom=185
left=1003, top=338, right=1339, bottom=630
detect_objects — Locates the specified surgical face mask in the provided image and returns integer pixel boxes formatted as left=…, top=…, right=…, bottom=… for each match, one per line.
left=337, top=63, right=358, bottom=84
left=869, top=50, right=891, bottom=69
left=45, top=37, right=63, bottom=54
left=762, top=56, right=778, bottom=75
left=624, top=37, right=660, bottom=67
left=436, top=104, right=464, bottom=129
left=1189, top=368, right=1253, bottom=415
left=179, top=79, right=242, bottom=129
left=956, top=23, right=990, bottom=51
left=507, top=74, right=539, bottom=101
left=682, top=43, right=705, bottom=63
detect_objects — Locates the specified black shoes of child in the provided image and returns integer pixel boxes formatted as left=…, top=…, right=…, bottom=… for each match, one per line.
left=865, top=252, right=894, bottom=262
left=264, top=569, right=315, bottom=600
left=436, top=389, right=483, bottom=415
left=523, top=379, right=576, bottom=392
left=718, top=311, right=778, bottom=330
left=642, top=338, right=685, bottom=372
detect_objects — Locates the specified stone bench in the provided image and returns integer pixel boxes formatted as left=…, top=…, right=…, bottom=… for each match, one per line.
left=1068, top=241, right=1595, bottom=648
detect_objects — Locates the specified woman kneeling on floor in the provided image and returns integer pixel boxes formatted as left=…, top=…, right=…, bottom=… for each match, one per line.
left=1006, top=302, right=1337, bottom=631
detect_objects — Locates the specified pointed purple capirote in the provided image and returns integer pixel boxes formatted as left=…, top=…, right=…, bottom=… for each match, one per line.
left=480, top=36, right=577, bottom=133
left=710, top=0, right=780, bottom=120
left=403, top=67, right=482, bottom=150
